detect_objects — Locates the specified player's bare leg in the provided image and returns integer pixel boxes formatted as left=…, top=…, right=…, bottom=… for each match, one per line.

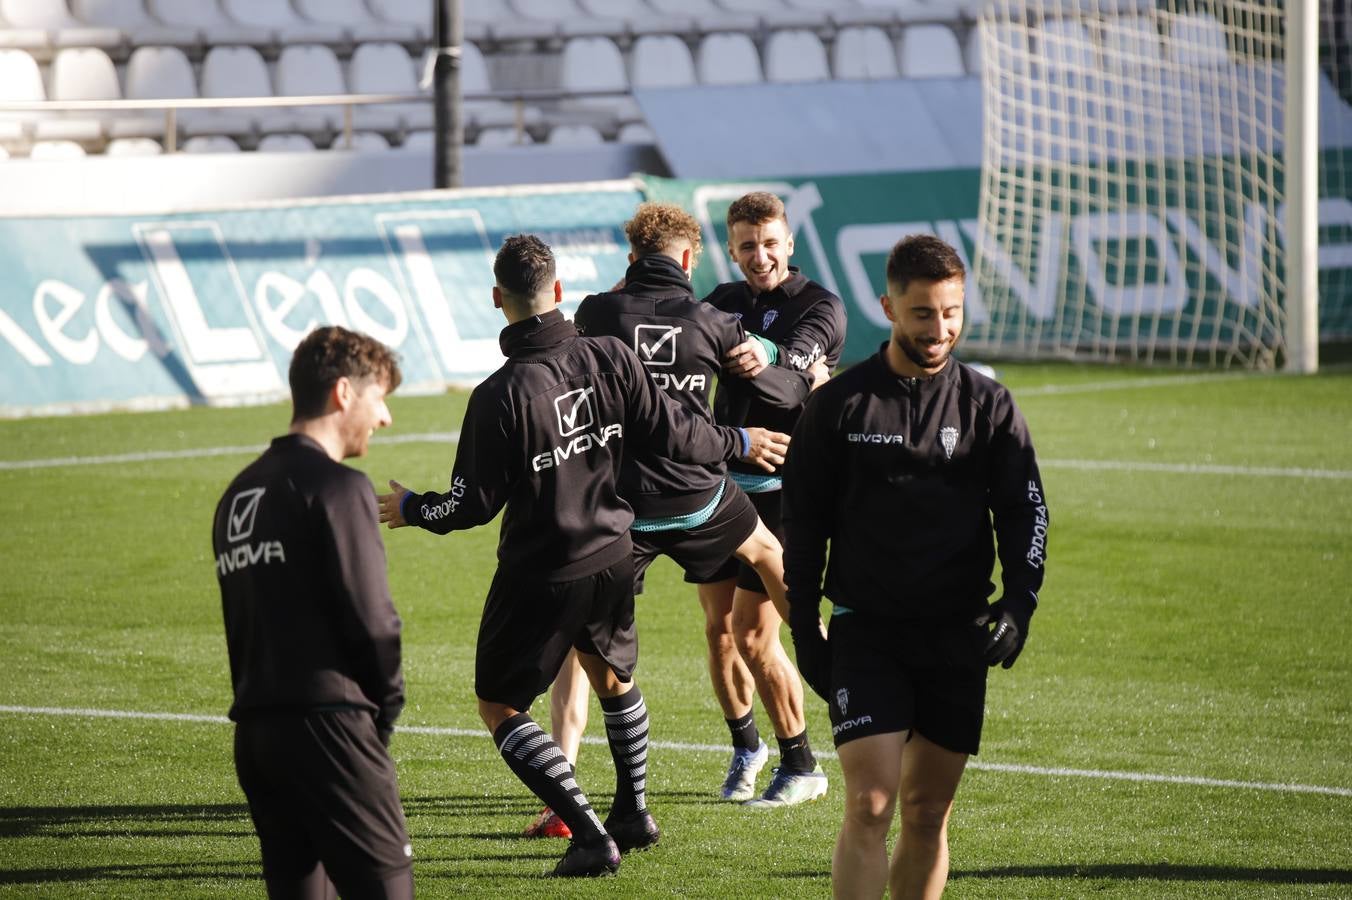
left=697, top=579, right=756, bottom=719
left=832, top=730, right=905, bottom=899
left=889, top=732, right=967, bottom=900
left=524, top=650, right=590, bottom=838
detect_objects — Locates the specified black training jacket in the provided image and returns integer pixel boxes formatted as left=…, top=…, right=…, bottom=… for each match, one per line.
left=705, top=268, right=847, bottom=475
left=212, top=434, right=404, bottom=731
left=782, top=348, right=1048, bottom=622
left=575, top=254, right=813, bottom=517
left=401, top=309, right=748, bottom=581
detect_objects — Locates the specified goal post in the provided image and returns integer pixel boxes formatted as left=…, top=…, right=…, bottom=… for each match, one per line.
left=967, top=0, right=1322, bottom=370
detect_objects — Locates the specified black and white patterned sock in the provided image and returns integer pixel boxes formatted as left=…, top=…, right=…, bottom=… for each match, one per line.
left=494, top=713, right=605, bottom=841
left=600, top=684, right=649, bottom=816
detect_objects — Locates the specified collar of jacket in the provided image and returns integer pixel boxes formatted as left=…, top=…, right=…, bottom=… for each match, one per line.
left=739, top=266, right=809, bottom=304
left=499, top=308, right=576, bottom=358
left=623, top=254, right=696, bottom=298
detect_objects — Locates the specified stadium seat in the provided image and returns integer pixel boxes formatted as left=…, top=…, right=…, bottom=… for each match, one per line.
left=468, top=0, right=558, bottom=43
left=144, top=0, right=271, bottom=50
left=630, top=35, right=698, bottom=88
left=648, top=0, right=757, bottom=35
left=256, top=132, right=318, bottom=153
left=512, top=0, right=626, bottom=39
left=617, top=121, right=656, bottom=143
left=221, top=0, right=347, bottom=48
left=29, top=139, right=88, bottom=159
left=696, top=32, right=763, bottom=85
left=112, top=45, right=197, bottom=140
left=559, top=36, right=641, bottom=123
left=764, top=29, right=830, bottom=82
left=474, top=126, right=534, bottom=146
left=332, top=131, right=392, bottom=151
left=294, top=0, right=421, bottom=44
left=1166, top=12, right=1231, bottom=67
left=963, top=19, right=985, bottom=76
left=70, top=0, right=198, bottom=51
left=367, top=0, right=433, bottom=42
left=349, top=42, right=430, bottom=133
left=452, top=42, right=542, bottom=131
left=199, top=46, right=303, bottom=138
left=899, top=23, right=966, bottom=77
left=104, top=136, right=163, bottom=155
left=832, top=25, right=900, bottom=79
left=181, top=134, right=241, bottom=153
left=547, top=123, right=605, bottom=145
left=1102, top=16, right=1164, bottom=66
left=1033, top=18, right=1098, bottom=79
left=275, top=44, right=350, bottom=132
left=0, top=49, right=45, bottom=144
left=851, top=0, right=940, bottom=23
left=0, top=0, right=122, bottom=54
left=399, top=129, right=435, bottom=151
left=41, top=47, right=120, bottom=144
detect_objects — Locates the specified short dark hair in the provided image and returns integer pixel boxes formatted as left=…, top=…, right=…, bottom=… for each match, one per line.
left=885, top=234, right=966, bottom=293
left=726, top=191, right=787, bottom=230
left=289, top=326, right=402, bottom=421
left=494, top=234, right=556, bottom=301
left=625, top=202, right=703, bottom=261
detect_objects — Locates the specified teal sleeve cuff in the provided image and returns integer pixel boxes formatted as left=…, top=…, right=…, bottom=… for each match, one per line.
left=750, top=333, right=778, bottom=366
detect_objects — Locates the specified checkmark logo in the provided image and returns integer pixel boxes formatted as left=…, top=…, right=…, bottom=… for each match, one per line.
left=635, top=325, right=681, bottom=367
left=554, top=386, right=595, bottom=437
left=226, top=487, right=266, bottom=543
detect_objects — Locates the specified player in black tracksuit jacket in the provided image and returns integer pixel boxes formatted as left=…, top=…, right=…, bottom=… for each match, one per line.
left=374, top=235, right=788, bottom=878
left=212, top=326, right=412, bottom=899
left=780, top=234, right=1047, bottom=896
left=569, top=206, right=826, bottom=806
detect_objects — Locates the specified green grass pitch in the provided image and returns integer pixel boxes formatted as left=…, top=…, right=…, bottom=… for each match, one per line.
left=1, top=362, right=1350, bottom=898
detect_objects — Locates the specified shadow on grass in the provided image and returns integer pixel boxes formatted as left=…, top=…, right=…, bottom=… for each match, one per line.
left=952, top=863, right=1352, bottom=886
left=0, top=802, right=249, bottom=839
left=0, top=861, right=259, bottom=886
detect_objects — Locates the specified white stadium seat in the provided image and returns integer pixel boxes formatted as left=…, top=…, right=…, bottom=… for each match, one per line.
left=547, top=123, right=605, bottom=145
left=853, top=0, right=941, bottom=23
left=899, top=23, right=966, bottom=78
left=764, top=29, right=830, bottom=83
left=1034, top=18, right=1098, bottom=79
left=617, top=122, right=656, bottom=143
left=475, top=126, right=534, bottom=146
left=0, top=0, right=122, bottom=53
left=111, top=45, right=196, bottom=140
left=349, top=42, right=431, bottom=133
left=451, top=42, right=543, bottom=131
left=559, top=36, right=641, bottom=122
left=0, top=49, right=46, bottom=143
left=275, top=44, right=350, bottom=131
left=630, top=35, right=698, bottom=89
left=105, top=137, right=163, bottom=156
left=199, top=46, right=305, bottom=138
left=70, top=0, right=198, bottom=49
left=182, top=134, right=242, bottom=153
left=145, top=0, right=271, bottom=49
left=832, top=25, right=900, bottom=80
left=30, top=139, right=88, bottom=159
left=1102, top=17, right=1164, bottom=67
left=696, top=32, right=763, bottom=85
left=221, top=0, right=346, bottom=47
left=293, top=0, right=420, bottom=44
left=256, top=133, right=318, bottom=153
left=367, top=0, right=432, bottom=41
left=332, top=131, right=392, bottom=152
left=42, top=47, right=120, bottom=143
left=1166, top=12, right=1232, bottom=67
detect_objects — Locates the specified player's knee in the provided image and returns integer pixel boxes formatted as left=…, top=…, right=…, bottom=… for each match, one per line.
left=844, top=787, right=897, bottom=832
left=899, top=795, right=951, bottom=835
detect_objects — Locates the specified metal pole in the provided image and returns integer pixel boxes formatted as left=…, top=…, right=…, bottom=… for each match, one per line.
left=434, top=0, right=463, bottom=188
left=1284, top=0, right=1318, bottom=372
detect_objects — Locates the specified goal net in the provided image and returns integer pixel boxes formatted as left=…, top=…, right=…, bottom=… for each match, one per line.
left=966, top=0, right=1332, bottom=368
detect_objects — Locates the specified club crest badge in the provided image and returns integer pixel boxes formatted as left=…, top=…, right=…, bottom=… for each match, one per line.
left=940, top=426, right=959, bottom=460
left=836, top=687, right=849, bottom=716
left=761, top=309, right=779, bottom=330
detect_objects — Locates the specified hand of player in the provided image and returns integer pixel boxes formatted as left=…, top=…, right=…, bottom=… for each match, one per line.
left=789, top=616, right=831, bottom=702
left=375, top=479, right=412, bottom=529
left=974, top=594, right=1034, bottom=668
left=740, top=427, right=789, bottom=472
left=724, top=338, right=768, bottom=379
left=808, top=357, right=831, bottom=390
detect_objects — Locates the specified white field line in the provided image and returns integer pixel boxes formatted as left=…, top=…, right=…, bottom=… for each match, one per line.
left=3, top=431, right=1347, bottom=481
left=1015, top=372, right=1251, bottom=396
left=2, top=704, right=1349, bottom=799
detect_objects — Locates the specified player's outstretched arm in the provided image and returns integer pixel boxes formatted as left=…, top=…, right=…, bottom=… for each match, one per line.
left=741, top=426, right=789, bottom=473
left=376, top=479, right=412, bottom=529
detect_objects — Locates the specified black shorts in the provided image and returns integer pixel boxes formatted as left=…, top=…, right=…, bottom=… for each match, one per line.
left=633, top=480, right=759, bottom=594
left=826, top=610, right=989, bottom=755
left=234, top=708, right=412, bottom=890
left=693, top=488, right=780, bottom=593
left=475, top=555, right=638, bottom=711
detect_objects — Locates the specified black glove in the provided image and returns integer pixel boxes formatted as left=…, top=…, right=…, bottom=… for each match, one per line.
left=974, top=593, right=1035, bottom=669
left=789, top=611, right=832, bottom=702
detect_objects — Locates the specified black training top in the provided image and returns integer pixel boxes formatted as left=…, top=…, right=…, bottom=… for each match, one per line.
left=782, top=347, right=1049, bottom=622
left=212, top=434, right=404, bottom=731
left=401, top=309, right=748, bottom=581
left=705, top=268, right=847, bottom=475
left=575, top=254, right=813, bottom=517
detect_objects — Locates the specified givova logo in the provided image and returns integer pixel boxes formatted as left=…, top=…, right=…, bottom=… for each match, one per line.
left=553, top=386, right=595, bottom=437
left=226, top=487, right=265, bottom=543
left=634, top=324, right=681, bottom=366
